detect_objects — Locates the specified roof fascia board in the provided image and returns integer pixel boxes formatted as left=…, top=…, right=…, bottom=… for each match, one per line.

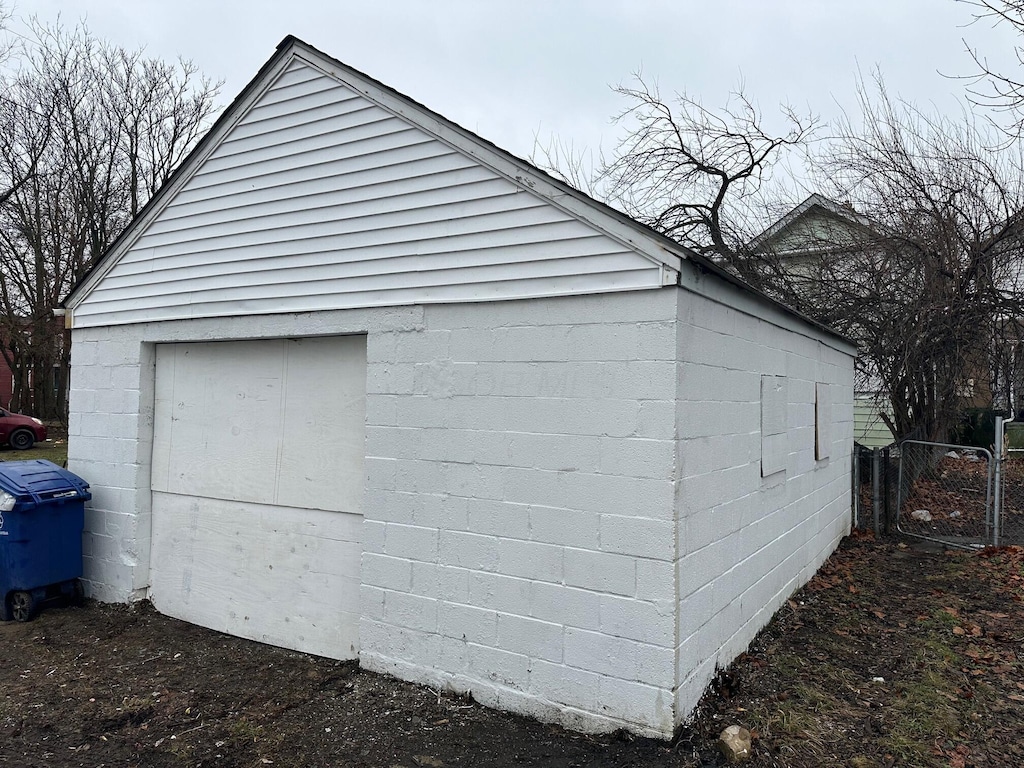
left=676, top=259, right=858, bottom=354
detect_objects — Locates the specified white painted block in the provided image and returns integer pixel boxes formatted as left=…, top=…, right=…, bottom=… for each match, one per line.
left=360, top=585, right=386, bottom=621
left=440, top=530, right=500, bottom=571
left=564, top=549, right=636, bottom=596
left=468, top=571, right=533, bottom=617
left=436, top=566, right=471, bottom=604
left=466, top=499, right=531, bottom=539
left=599, top=514, right=674, bottom=560
left=467, top=644, right=531, bottom=688
left=415, top=494, right=470, bottom=530
left=529, top=506, right=600, bottom=549
left=597, top=677, right=673, bottom=732
left=384, top=523, right=439, bottom=561
left=497, top=539, right=563, bottom=583
left=598, top=437, right=676, bottom=480
left=362, top=553, right=413, bottom=592
left=599, top=595, right=675, bottom=647
left=496, top=612, right=564, bottom=663
left=635, top=556, right=676, bottom=602
left=439, top=601, right=497, bottom=644
left=530, top=582, right=601, bottom=630
left=384, top=591, right=438, bottom=634
left=636, top=400, right=678, bottom=440
left=530, top=658, right=601, bottom=711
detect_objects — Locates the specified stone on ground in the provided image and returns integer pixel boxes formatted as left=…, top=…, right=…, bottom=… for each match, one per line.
left=717, top=724, right=752, bottom=763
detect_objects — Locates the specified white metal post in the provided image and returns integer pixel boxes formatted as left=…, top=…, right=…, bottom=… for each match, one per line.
left=852, top=447, right=860, bottom=528
left=994, top=415, right=1003, bottom=548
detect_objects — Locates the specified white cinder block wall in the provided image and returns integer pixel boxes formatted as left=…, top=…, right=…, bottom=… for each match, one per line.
left=68, top=284, right=852, bottom=739
left=359, top=290, right=681, bottom=736
left=672, top=280, right=853, bottom=724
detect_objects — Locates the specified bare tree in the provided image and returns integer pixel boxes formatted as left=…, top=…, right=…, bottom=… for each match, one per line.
left=0, top=1, right=13, bottom=67
left=0, top=4, right=54, bottom=210
left=0, top=20, right=220, bottom=418
left=740, top=77, right=1024, bottom=441
left=538, top=71, right=1024, bottom=442
left=534, top=75, right=816, bottom=258
left=600, top=79, right=815, bottom=258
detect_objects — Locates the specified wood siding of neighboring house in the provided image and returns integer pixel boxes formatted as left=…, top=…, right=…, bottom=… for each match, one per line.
left=853, top=395, right=895, bottom=448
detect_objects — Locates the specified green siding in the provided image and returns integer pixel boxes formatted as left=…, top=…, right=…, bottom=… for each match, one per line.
left=854, top=397, right=895, bottom=448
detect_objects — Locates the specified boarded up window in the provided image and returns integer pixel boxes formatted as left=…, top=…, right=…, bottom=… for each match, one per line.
left=815, top=382, right=831, bottom=461
left=761, top=375, right=787, bottom=476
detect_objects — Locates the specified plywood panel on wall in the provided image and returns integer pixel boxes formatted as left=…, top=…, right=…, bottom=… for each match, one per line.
left=149, top=493, right=362, bottom=658
left=151, top=336, right=366, bottom=514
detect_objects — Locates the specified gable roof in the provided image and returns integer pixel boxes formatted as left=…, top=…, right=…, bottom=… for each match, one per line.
left=751, top=193, right=877, bottom=253
left=61, top=36, right=851, bottom=346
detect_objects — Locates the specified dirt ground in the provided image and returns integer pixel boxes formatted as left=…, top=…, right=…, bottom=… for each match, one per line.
left=2, top=534, right=1023, bottom=767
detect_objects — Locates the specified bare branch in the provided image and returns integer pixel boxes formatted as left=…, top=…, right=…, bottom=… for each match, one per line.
left=0, top=18, right=221, bottom=417
left=959, top=0, right=1024, bottom=136
left=741, top=74, right=1024, bottom=440
left=591, top=76, right=817, bottom=257
left=534, top=73, right=817, bottom=258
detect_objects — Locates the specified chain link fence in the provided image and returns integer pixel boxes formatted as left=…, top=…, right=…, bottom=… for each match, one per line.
left=895, top=440, right=993, bottom=548
left=853, top=427, right=925, bottom=534
left=855, top=419, right=1024, bottom=549
left=995, top=453, right=1024, bottom=544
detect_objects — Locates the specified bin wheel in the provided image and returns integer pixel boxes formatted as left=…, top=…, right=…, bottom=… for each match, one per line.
left=9, top=591, right=34, bottom=622
left=9, top=429, right=34, bottom=451
left=72, top=580, right=85, bottom=606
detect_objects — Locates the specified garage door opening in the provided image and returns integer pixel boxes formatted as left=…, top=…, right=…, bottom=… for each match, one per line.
left=148, top=336, right=366, bottom=658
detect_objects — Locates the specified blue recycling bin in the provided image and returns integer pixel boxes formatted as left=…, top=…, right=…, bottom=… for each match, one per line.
left=0, top=460, right=90, bottom=622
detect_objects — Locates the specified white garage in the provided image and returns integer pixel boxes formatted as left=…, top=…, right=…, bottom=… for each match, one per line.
left=149, top=336, right=366, bottom=658
left=61, top=36, right=855, bottom=738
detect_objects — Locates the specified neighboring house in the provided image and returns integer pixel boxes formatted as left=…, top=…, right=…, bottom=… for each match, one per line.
left=756, top=194, right=1024, bottom=446
left=752, top=194, right=896, bottom=448
left=0, top=321, right=69, bottom=417
left=0, top=356, right=14, bottom=411
left=752, top=194, right=875, bottom=264
left=60, top=37, right=855, bottom=738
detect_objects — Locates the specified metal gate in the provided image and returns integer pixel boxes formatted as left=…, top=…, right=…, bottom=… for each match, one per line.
left=998, top=418, right=1024, bottom=545
left=897, top=440, right=994, bottom=549
left=896, top=416, right=1024, bottom=548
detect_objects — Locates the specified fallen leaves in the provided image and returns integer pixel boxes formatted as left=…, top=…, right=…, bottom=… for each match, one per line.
left=702, top=536, right=1024, bottom=767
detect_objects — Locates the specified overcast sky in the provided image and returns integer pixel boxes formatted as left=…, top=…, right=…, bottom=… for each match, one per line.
left=18, top=1, right=1024, bottom=166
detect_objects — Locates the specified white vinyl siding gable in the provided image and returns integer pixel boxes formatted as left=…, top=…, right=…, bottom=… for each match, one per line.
left=73, top=59, right=663, bottom=328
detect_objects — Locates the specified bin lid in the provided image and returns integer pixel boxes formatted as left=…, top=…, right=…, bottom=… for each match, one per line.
left=0, top=460, right=90, bottom=503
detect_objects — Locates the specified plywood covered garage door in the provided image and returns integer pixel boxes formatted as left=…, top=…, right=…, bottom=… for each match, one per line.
left=149, top=336, right=366, bottom=659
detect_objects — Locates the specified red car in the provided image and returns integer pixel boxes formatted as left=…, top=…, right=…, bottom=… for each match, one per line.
left=0, top=411, right=46, bottom=450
